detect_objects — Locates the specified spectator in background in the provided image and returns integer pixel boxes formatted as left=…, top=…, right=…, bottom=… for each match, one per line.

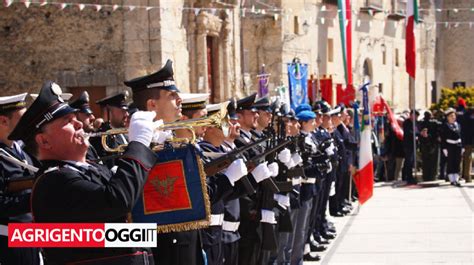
left=458, top=100, right=474, bottom=183
left=440, top=108, right=463, bottom=186
left=419, top=111, right=441, bottom=181
left=402, top=110, right=420, bottom=185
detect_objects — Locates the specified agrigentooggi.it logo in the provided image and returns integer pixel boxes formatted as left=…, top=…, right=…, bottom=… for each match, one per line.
left=8, top=223, right=157, bottom=248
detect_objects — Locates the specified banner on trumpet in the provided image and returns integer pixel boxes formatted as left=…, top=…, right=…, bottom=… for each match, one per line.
left=131, top=144, right=211, bottom=233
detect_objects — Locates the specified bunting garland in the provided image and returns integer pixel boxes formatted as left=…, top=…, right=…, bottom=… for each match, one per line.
left=2, top=0, right=474, bottom=28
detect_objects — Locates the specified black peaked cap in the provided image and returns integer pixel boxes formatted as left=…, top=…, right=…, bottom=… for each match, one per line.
left=123, top=59, right=180, bottom=93
left=69, top=91, right=93, bottom=115
left=236, top=93, right=257, bottom=112
left=96, top=92, right=129, bottom=110
left=9, top=81, right=77, bottom=141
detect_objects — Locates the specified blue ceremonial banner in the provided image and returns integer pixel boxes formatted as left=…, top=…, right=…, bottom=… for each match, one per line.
left=132, top=144, right=210, bottom=233
left=287, top=62, right=309, bottom=110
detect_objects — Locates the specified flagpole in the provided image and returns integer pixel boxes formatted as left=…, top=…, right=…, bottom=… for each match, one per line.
left=410, top=76, right=417, bottom=182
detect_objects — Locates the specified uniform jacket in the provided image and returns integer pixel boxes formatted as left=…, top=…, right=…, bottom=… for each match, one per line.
left=32, top=141, right=156, bottom=264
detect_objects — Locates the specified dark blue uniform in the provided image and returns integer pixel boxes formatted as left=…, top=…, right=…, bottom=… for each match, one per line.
left=0, top=142, right=41, bottom=265
left=32, top=142, right=156, bottom=265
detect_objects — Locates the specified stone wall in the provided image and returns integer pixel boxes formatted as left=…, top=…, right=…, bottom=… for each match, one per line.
left=436, top=0, right=474, bottom=90
left=0, top=2, right=124, bottom=96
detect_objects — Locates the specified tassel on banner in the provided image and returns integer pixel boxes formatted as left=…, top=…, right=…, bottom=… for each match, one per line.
left=321, top=5, right=326, bottom=12
left=78, top=4, right=85, bottom=11
left=320, top=17, right=325, bottom=24
left=40, top=1, right=48, bottom=6
left=146, top=6, right=153, bottom=11
left=273, top=13, right=279, bottom=21
left=129, top=5, right=135, bottom=11
left=24, top=1, right=31, bottom=8
left=194, top=8, right=200, bottom=16
left=60, top=3, right=67, bottom=9
left=112, top=4, right=118, bottom=11
left=95, top=4, right=102, bottom=12
left=251, top=5, right=255, bottom=13
left=5, top=0, right=13, bottom=7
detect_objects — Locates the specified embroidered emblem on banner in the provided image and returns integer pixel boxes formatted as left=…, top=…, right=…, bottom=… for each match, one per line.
left=143, top=160, right=192, bottom=214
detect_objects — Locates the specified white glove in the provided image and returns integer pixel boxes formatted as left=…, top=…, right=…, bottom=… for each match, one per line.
left=443, top=149, right=448, bottom=157
left=267, top=162, right=279, bottom=177
left=291, top=153, right=303, bottom=166
left=251, top=162, right=272, bottom=183
left=223, top=158, right=248, bottom=186
left=151, top=120, right=173, bottom=144
left=260, top=209, right=277, bottom=224
left=462, top=148, right=465, bottom=155
left=285, top=159, right=296, bottom=169
left=325, top=143, right=335, bottom=156
left=277, top=148, right=292, bottom=164
left=274, top=194, right=290, bottom=209
left=128, top=111, right=156, bottom=147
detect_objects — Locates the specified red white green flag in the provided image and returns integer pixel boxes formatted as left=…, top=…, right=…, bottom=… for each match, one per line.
left=337, top=0, right=352, bottom=85
left=354, top=83, right=373, bottom=205
left=406, top=0, right=419, bottom=78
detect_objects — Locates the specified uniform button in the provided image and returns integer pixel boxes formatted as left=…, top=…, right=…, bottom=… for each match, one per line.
left=173, top=239, right=177, bottom=244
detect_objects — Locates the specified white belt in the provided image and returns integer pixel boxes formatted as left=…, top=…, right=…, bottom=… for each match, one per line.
left=292, top=177, right=302, bottom=186
left=446, top=139, right=461, bottom=144
left=302, top=178, right=316, bottom=184
left=0, top=224, right=8, bottom=236
left=222, top=221, right=240, bottom=232
left=210, top=214, right=224, bottom=226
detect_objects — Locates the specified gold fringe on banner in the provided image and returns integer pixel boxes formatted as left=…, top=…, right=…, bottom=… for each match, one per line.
left=155, top=154, right=211, bottom=234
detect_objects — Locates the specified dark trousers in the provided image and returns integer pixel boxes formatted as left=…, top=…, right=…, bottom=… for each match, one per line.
left=447, top=145, right=462, bottom=174
left=223, top=241, right=238, bottom=265
left=420, top=143, right=439, bottom=181
left=317, top=175, right=332, bottom=234
left=440, top=151, right=447, bottom=180
left=402, top=148, right=417, bottom=183
left=204, top=243, right=223, bottom=265
left=238, top=236, right=259, bottom=265
left=0, top=236, right=40, bottom=265
left=153, top=231, right=203, bottom=265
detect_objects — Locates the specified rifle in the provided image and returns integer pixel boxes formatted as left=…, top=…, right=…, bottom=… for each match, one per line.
left=246, top=138, right=292, bottom=193
left=6, top=176, right=35, bottom=193
left=204, top=136, right=271, bottom=176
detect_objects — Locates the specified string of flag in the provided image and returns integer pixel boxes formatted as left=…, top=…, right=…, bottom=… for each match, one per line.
left=3, top=0, right=474, bottom=29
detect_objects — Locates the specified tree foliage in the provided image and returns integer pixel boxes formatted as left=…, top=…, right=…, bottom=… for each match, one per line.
left=431, top=86, right=474, bottom=111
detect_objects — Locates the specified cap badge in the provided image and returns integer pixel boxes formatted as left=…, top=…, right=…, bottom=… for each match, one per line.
left=51, top=83, right=64, bottom=103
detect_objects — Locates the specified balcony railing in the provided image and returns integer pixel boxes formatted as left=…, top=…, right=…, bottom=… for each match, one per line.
left=388, top=0, right=406, bottom=20
left=360, top=0, right=384, bottom=14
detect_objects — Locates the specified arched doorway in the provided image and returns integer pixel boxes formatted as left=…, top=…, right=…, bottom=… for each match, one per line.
left=363, top=58, right=372, bottom=84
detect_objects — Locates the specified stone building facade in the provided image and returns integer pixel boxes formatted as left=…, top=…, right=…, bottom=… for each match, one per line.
left=0, top=0, right=443, bottom=115
left=435, top=0, right=474, bottom=91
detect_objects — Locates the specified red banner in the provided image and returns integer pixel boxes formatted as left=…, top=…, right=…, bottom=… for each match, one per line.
left=320, top=77, right=333, bottom=104
left=307, top=76, right=318, bottom=102
left=336, top=84, right=355, bottom=106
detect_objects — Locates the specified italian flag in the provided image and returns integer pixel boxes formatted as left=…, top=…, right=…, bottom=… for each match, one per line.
left=406, top=0, right=419, bottom=78
left=354, top=83, right=373, bottom=205
left=337, top=0, right=352, bottom=85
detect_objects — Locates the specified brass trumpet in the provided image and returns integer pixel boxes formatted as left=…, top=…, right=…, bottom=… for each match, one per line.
left=86, top=102, right=230, bottom=153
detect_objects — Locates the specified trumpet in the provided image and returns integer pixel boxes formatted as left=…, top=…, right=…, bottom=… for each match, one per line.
left=86, top=102, right=230, bottom=153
